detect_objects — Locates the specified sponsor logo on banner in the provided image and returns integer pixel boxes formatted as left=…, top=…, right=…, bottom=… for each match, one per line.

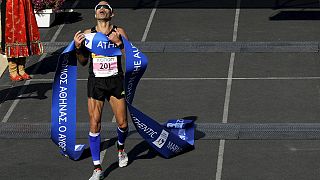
left=75, top=144, right=85, bottom=151
left=152, top=130, right=169, bottom=148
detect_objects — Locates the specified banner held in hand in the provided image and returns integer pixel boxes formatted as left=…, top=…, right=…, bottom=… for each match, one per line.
left=51, top=32, right=195, bottom=160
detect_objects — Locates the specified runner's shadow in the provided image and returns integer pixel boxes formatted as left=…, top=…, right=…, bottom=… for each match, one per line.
left=102, top=140, right=158, bottom=179
left=127, top=140, right=158, bottom=162
left=0, top=83, right=52, bottom=103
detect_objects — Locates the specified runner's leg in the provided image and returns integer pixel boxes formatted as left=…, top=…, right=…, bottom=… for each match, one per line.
left=88, top=98, right=104, bottom=169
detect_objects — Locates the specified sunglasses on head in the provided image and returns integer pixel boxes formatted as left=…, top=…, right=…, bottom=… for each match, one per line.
left=95, top=4, right=112, bottom=11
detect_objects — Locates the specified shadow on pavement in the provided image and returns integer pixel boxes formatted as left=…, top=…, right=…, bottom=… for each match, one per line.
left=103, top=140, right=158, bottom=179
left=26, top=54, right=60, bottom=75
left=0, top=83, right=52, bottom=103
left=51, top=12, right=83, bottom=27
left=270, top=10, right=320, bottom=20
left=26, top=46, right=69, bottom=75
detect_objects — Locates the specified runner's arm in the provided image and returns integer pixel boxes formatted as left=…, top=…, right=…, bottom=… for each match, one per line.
left=109, top=27, right=128, bottom=54
left=74, top=29, right=91, bottom=66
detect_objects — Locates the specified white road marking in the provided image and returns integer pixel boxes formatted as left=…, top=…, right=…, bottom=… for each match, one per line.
left=141, top=0, right=159, bottom=42
left=216, top=0, right=241, bottom=179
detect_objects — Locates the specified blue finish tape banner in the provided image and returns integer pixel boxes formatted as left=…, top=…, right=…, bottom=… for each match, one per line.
left=165, top=119, right=195, bottom=146
left=51, top=32, right=194, bottom=160
left=51, top=41, right=84, bottom=160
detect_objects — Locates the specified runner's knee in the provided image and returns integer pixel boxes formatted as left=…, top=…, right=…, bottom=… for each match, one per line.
left=117, top=118, right=127, bottom=129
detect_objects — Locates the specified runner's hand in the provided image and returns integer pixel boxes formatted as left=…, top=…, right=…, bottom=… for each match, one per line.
left=108, top=29, right=123, bottom=46
left=74, top=31, right=85, bottom=49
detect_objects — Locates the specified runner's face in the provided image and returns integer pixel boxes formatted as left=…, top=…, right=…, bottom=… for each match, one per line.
left=95, top=2, right=113, bottom=20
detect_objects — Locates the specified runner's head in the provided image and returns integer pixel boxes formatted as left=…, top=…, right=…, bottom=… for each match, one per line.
left=95, top=1, right=114, bottom=20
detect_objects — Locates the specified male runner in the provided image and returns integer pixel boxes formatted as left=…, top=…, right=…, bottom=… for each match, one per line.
left=73, top=1, right=129, bottom=179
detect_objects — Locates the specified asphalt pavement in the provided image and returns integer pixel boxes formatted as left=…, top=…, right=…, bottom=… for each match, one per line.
left=0, top=0, right=320, bottom=179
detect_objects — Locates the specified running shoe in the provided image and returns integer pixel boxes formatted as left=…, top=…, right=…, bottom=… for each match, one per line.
left=118, top=150, right=128, bottom=167
left=89, top=168, right=103, bottom=180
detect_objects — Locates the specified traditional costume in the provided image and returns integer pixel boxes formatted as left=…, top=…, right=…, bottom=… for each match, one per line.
left=1, top=0, right=43, bottom=81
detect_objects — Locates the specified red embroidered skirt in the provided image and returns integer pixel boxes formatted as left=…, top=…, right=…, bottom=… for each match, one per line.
left=4, top=0, right=43, bottom=58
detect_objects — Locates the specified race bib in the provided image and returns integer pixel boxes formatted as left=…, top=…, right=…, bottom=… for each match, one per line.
left=92, top=53, right=118, bottom=77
